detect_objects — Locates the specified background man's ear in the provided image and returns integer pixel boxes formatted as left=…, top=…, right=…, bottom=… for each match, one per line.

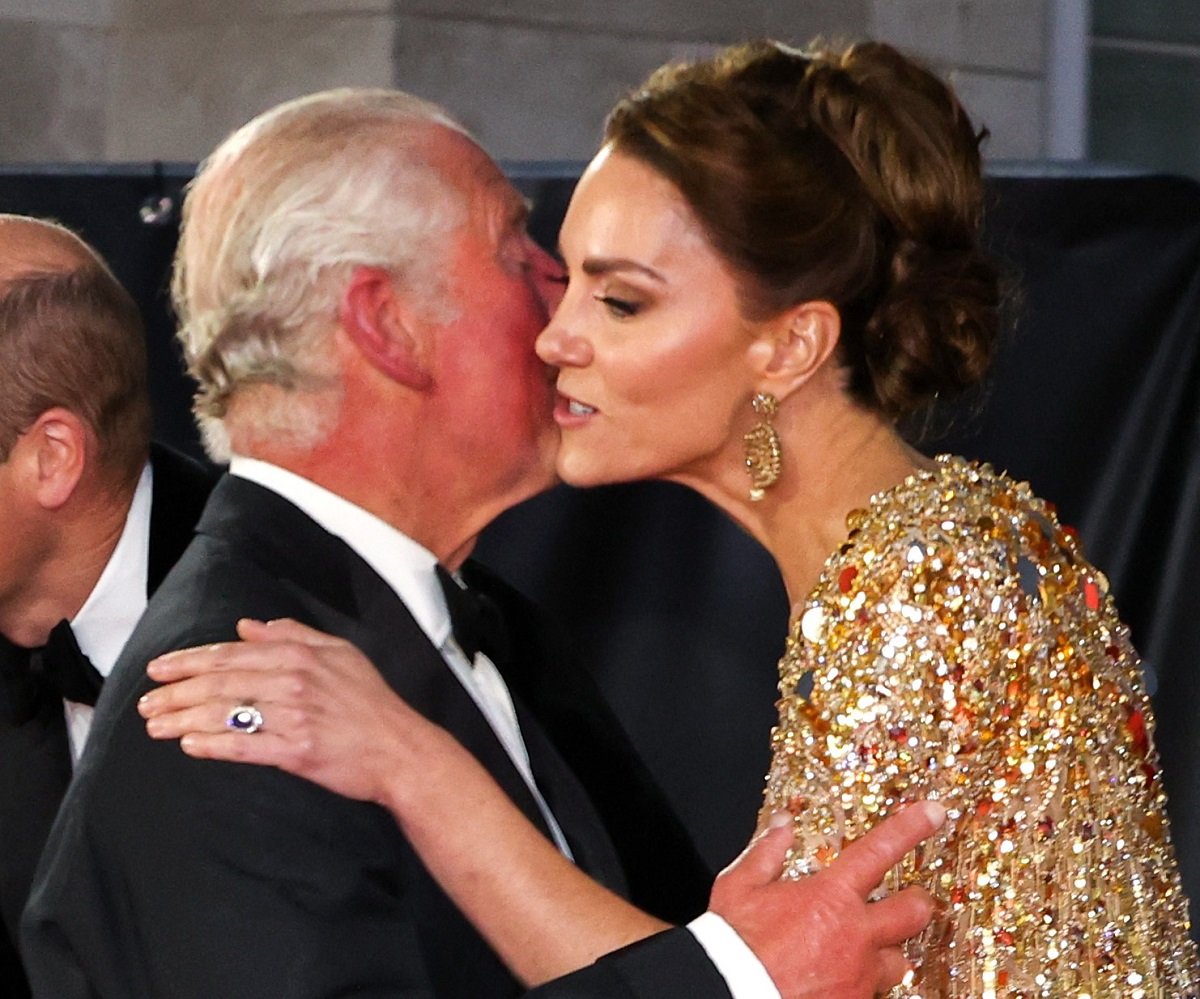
left=339, top=267, right=433, bottom=391
left=16, top=408, right=91, bottom=510
left=750, top=300, right=842, bottom=403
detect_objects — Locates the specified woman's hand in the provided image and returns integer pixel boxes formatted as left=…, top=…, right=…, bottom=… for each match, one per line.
left=139, top=618, right=450, bottom=808
left=141, top=617, right=669, bottom=985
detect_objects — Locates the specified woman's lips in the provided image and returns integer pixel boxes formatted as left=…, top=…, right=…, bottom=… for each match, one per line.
left=554, top=392, right=597, bottom=426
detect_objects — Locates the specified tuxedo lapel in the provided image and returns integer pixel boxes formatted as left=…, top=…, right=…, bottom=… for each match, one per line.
left=350, top=572, right=559, bottom=845
left=459, top=562, right=629, bottom=891
left=508, top=689, right=627, bottom=892
left=198, top=476, right=560, bottom=845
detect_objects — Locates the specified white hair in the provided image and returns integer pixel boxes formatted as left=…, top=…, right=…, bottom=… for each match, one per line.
left=172, top=88, right=471, bottom=459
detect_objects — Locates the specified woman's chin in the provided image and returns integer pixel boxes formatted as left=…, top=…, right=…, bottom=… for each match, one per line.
left=555, top=454, right=634, bottom=490
left=554, top=465, right=610, bottom=489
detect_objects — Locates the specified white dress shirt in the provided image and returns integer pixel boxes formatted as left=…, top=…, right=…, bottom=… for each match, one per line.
left=228, top=455, right=779, bottom=999
left=65, top=461, right=153, bottom=762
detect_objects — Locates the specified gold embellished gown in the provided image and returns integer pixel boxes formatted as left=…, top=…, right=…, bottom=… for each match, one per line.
left=761, top=455, right=1198, bottom=998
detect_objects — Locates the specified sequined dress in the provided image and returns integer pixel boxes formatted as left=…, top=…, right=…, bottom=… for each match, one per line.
left=761, top=456, right=1198, bottom=998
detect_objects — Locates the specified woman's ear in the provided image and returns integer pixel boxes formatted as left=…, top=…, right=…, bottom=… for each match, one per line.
left=748, top=300, right=841, bottom=403
left=17, top=408, right=90, bottom=511
left=339, top=267, right=433, bottom=391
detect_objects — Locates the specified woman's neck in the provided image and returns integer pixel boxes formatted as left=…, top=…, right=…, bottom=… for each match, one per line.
left=672, top=383, right=932, bottom=609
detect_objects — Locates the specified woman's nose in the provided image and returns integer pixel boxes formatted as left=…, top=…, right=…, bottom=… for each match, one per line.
left=536, top=316, right=593, bottom=368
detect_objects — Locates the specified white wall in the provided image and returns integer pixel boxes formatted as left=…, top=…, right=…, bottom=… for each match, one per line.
left=869, top=0, right=1050, bottom=160
left=0, top=0, right=112, bottom=160
left=0, top=0, right=1059, bottom=164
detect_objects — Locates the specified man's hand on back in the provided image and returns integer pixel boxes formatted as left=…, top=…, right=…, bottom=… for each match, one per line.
left=710, top=802, right=944, bottom=998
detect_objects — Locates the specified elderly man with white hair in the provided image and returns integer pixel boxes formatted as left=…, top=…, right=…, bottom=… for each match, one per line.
left=22, top=90, right=937, bottom=998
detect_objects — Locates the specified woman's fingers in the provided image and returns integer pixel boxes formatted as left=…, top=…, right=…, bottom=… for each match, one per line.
left=147, top=631, right=336, bottom=683
left=236, top=617, right=349, bottom=649
left=166, top=688, right=388, bottom=801
left=142, top=669, right=270, bottom=716
left=143, top=700, right=232, bottom=738
left=136, top=624, right=416, bottom=803
left=149, top=641, right=288, bottom=682
left=148, top=622, right=362, bottom=689
left=143, top=692, right=313, bottom=735
left=178, top=730, right=297, bottom=767
left=138, top=659, right=328, bottom=724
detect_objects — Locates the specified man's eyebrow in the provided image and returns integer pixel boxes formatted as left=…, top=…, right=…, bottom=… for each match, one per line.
left=510, top=197, right=532, bottom=230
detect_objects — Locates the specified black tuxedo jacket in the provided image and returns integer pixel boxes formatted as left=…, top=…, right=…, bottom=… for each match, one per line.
left=22, top=476, right=731, bottom=998
left=0, top=443, right=216, bottom=999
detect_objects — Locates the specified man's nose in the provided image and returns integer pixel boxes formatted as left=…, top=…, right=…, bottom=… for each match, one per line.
left=530, top=244, right=566, bottom=312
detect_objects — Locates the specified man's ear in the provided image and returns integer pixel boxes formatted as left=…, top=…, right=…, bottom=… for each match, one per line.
left=747, top=300, right=842, bottom=402
left=14, top=408, right=90, bottom=511
left=339, top=267, right=433, bottom=391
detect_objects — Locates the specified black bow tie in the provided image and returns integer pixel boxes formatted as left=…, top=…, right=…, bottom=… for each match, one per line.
left=435, top=566, right=511, bottom=668
left=0, top=620, right=104, bottom=725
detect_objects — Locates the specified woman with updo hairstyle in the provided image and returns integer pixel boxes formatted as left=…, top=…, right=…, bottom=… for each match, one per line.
left=601, top=39, right=1000, bottom=424
left=143, top=40, right=1198, bottom=996
left=538, top=40, right=1196, bottom=993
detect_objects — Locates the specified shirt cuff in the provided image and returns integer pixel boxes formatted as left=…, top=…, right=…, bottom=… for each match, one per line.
left=687, top=911, right=782, bottom=999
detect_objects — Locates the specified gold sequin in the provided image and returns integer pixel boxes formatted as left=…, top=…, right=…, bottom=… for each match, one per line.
left=761, top=456, right=1198, bottom=997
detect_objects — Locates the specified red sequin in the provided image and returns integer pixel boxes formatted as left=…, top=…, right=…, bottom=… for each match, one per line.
left=1127, top=707, right=1149, bottom=758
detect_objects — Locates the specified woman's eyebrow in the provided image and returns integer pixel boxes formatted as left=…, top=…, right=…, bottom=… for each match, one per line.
left=576, top=256, right=666, bottom=283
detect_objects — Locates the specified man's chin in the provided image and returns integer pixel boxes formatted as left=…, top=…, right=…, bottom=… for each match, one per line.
left=507, top=452, right=560, bottom=503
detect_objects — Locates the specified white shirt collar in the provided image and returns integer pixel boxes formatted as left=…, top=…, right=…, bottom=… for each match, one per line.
left=227, top=455, right=452, bottom=648
left=71, top=460, right=153, bottom=679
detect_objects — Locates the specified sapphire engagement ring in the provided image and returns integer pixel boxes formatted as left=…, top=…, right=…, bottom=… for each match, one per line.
left=226, top=704, right=264, bottom=734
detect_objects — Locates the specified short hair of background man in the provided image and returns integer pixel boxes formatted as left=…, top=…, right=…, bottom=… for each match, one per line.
left=0, top=261, right=151, bottom=487
left=172, top=88, right=473, bottom=460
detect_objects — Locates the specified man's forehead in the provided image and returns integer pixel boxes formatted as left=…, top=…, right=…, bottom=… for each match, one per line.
left=471, top=168, right=531, bottom=237
left=427, top=129, right=526, bottom=221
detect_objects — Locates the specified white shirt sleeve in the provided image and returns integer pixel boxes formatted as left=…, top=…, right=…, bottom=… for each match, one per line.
left=687, top=911, right=782, bottom=998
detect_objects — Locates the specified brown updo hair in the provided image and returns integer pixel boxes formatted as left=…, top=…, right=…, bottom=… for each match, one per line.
left=604, top=39, right=1000, bottom=419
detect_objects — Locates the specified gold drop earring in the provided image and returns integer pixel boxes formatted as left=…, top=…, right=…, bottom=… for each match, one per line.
left=743, top=392, right=781, bottom=501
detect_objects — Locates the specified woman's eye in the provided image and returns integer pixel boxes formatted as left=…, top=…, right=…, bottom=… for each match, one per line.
left=596, top=294, right=640, bottom=318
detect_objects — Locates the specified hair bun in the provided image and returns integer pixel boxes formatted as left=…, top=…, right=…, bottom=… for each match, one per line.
left=802, top=42, right=1001, bottom=417
left=859, top=237, right=999, bottom=417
